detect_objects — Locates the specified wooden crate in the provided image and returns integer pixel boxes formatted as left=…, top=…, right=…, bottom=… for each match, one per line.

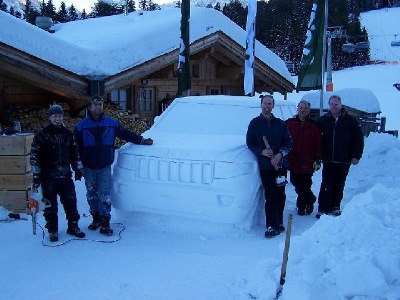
left=0, top=190, right=28, bottom=213
left=0, top=133, right=34, bottom=155
left=0, top=172, right=33, bottom=190
left=0, top=134, right=34, bottom=212
left=0, top=155, right=31, bottom=174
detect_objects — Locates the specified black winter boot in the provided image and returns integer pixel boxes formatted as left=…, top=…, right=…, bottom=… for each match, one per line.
left=88, top=212, right=101, bottom=230
left=67, top=221, right=86, bottom=238
left=49, top=232, right=58, bottom=242
left=99, top=216, right=113, bottom=236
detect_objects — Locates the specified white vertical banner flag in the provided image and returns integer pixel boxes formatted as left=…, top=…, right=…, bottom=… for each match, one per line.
left=244, top=0, right=257, bottom=96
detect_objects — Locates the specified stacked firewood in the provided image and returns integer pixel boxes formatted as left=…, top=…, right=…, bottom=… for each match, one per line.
left=7, top=102, right=151, bottom=148
left=102, top=103, right=151, bottom=148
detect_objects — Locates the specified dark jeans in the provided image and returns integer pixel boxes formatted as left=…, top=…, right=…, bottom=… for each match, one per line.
left=260, top=168, right=287, bottom=229
left=83, top=166, right=112, bottom=218
left=42, top=177, right=80, bottom=232
left=318, top=162, right=350, bottom=213
left=290, top=172, right=316, bottom=209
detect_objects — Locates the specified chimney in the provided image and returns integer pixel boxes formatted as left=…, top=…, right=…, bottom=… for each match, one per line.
left=35, top=16, right=54, bottom=33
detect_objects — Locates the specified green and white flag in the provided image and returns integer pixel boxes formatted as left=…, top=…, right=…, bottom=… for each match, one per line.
left=178, top=0, right=191, bottom=96
left=244, top=0, right=257, bottom=96
left=296, top=0, right=326, bottom=92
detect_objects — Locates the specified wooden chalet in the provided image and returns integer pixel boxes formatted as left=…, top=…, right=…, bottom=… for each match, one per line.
left=0, top=9, right=295, bottom=126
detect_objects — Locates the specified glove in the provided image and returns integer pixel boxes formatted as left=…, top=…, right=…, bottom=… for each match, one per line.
left=75, top=169, right=83, bottom=181
left=141, top=138, right=153, bottom=145
left=32, top=173, right=41, bottom=191
left=313, top=160, right=321, bottom=172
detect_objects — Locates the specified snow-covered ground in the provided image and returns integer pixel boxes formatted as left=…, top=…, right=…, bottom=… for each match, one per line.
left=1, top=7, right=400, bottom=300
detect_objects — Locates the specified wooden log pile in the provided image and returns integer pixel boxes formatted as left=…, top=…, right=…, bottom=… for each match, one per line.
left=7, top=102, right=151, bottom=148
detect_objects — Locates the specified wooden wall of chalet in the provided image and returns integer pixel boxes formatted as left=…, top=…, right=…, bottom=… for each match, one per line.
left=127, top=51, right=245, bottom=122
left=0, top=73, right=87, bottom=125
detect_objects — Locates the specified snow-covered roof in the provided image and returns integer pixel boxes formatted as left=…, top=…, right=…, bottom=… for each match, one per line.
left=0, top=8, right=293, bottom=82
left=301, top=87, right=381, bottom=113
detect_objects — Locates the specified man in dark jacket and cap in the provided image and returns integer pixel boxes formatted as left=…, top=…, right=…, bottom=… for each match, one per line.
left=30, top=104, right=85, bottom=242
left=74, top=96, right=153, bottom=236
left=316, top=95, right=364, bottom=218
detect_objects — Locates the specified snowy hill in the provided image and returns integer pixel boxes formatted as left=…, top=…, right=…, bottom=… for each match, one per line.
left=361, top=7, right=400, bottom=61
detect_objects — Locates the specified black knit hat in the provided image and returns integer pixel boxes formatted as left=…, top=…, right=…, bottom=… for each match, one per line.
left=48, top=104, right=64, bottom=116
left=91, top=95, right=104, bottom=103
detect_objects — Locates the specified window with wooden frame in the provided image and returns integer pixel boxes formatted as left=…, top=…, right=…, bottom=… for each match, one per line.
left=110, top=89, right=127, bottom=110
left=140, top=88, right=153, bottom=112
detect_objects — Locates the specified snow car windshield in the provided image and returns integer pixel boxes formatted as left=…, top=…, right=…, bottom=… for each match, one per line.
left=154, top=101, right=260, bottom=135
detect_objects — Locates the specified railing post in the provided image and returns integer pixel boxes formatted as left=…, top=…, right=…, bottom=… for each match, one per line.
left=380, top=117, right=386, bottom=132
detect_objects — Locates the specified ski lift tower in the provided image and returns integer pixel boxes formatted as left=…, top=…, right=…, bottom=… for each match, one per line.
left=326, top=26, right=347, bottom=91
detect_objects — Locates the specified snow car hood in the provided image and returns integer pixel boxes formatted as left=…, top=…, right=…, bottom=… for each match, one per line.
left=118, top=132, right=255, bottom=162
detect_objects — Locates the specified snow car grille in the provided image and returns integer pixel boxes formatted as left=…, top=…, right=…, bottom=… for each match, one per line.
left=137, top=157, right=213, bottom=185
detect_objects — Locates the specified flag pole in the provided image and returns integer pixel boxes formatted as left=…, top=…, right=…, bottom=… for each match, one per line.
left=244, top=0, right=257, bottom=96
left=178, top=0, right=191, bottom=97
left=296, top=0, right=326, bottom=94
left=319, top=0, right=328, bottom=116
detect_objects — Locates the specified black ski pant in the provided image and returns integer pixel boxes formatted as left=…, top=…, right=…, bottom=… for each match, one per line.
left=318, top=162, right=350, bottom=213
left=42, top=177, right=80, bottom=232
left=260, top=169, right=287, bottom=229
left=290, top=172, right=316, bottom=210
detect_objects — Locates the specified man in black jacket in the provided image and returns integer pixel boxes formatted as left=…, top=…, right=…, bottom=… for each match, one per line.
left=30, top=104, right=85, bottom=242
left=316, top=95, right=364, bottom=218
left=246, top=95, right=292, bottom=238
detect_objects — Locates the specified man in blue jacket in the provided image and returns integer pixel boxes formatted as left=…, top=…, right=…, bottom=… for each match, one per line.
left=246, top=95, right=292, bottom=238
left=74, top=96, right=153, bottom=235
left=316, top=95, right=364, bottom=218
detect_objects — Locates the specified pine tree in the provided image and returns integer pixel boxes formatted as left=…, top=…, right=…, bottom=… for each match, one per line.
left=24, top=0, right=39, bottom=24
left=15, top=10, right=22, bottom=18
left=127, top=0, right=136, bottom=13
left=92, top=0, right=117, bottom=17
left=56, top=1, right=68, bottom=23
left=40, top=0, right=45, bottom=15
left=222, top=0, right=246, bottom=30
left=81, top=8, right=88, bottom=19
left=68, top=4, right=78, bottom=20
left=147, top=0, right=160, bottom=10
left=0, top=0, right=7, bottom=12
left=139, top=0, right=147, bottom=10
left=46, top=0, right=56, bottom=20
left=265, top=0, right=294, bottom=60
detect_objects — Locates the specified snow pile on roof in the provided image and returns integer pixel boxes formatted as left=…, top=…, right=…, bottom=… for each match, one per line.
left=0, top=8, right=292, bottom=82
left=301, top=87, right=381, bottom=113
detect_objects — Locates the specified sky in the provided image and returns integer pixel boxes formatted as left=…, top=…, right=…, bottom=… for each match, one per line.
left=1, top=6, right=400, bottom=300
